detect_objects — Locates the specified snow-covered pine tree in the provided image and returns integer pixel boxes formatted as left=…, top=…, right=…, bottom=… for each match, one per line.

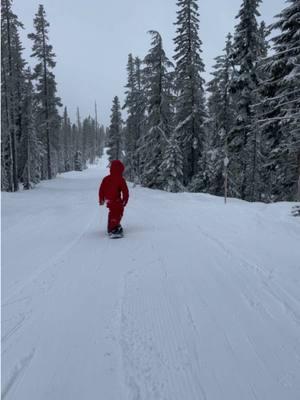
left=133, top=56, right=147, bottom=183
left=19, top=68, right=44, bottom=189
left=75, top=107, right=82, bottom=159
left=205, top=33, right=235, bottom=196
left=81, top=116, right=90, bottom=168
left=159, top=132, right=184, bottom=192
left=82, top=115, right=98, bottom=166
left=97, top=125, right=105, bottom=158
left=228, top=0, right=264, bottom=201
left=140, top=30, right=174, bottom=189
left=107, top=96, right=123, bottom=161
left=13, top=22, right=26, bottom=148
left=71, top=122, right=77, bottom=165
left=1, top=0, right=26, bottom=191
left=74, top=150, right=83, bottom=171
left=68, top=109, right=102, bottom=172
left=123, top=55, right=146, bottom=182
left=173, top=0, right=206, bottom=186
left=257, top=0, right=300, bottom=201
left=57, top=108, right=66, bottom=173
left=123, top=53, right=137, bottom=180
left=61, top=107, right=73, bottom=171
left=249, top=20, right=271, bottom=201
left=28, top=4, right=62, bottom=180
left=258, top=21, right=271, bottom=62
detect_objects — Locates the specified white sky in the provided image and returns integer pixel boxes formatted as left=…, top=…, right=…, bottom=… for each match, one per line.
left=13, top=0, right=286, bottom=126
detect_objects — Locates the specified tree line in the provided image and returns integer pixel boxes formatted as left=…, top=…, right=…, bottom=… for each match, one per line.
left=1, top=0, right=105, bottom=191
left=107, top=0, right=300, bottom=202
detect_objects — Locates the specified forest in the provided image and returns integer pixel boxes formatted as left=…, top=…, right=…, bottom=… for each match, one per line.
left=2, top=0, right=300, bottom=202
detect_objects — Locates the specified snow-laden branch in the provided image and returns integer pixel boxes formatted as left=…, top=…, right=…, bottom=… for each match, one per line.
left=256, top=113, right=300, bottom=124
left=261, top=45, right=300, bottom=61
left=175, top=115, right=192, bottom=132
left=251, top=89, right=300, bottom=107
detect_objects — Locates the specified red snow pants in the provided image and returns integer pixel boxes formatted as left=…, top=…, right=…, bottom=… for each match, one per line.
left=107, top=201, right=124, bottom=232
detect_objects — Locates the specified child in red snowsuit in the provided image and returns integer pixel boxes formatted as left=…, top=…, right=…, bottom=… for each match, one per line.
left=99, top=160, right=129, bottom=234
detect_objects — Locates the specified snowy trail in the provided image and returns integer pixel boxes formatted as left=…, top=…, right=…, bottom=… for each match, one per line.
left=2, top=154, right=300, bottom=400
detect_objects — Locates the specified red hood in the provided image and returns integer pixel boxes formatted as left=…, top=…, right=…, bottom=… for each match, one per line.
left=110, top=160, right=125, bottom=176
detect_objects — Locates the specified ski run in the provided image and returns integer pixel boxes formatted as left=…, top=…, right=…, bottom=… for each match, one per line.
left=2, top=152, right=300, bottom=400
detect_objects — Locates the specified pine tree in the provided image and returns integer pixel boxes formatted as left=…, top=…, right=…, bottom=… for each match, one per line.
left=228, top=0, right=263, bottom=200
left=133, top=56, right=147, bottom=182
left=123, top=55, right=146, bottom=182
left=123, top=53, right=136, bottom=179
left=82, top=116, right=90, bottom=167
left=107, top=96, right=123, bottom=161
left=19, top=68, right=44, bottom=189
left=257, top=0, right=300, bottom=201
left=1, top=0, right=26, bottom=191
left=61, top=107, right=73, bottom=171
left=75, top=107, right=82, bottom=157
left=28, top=4, right=61, bottom=180
left=205, top=33, right=235, bottom=195
left=74, top=150, right=83, bottom=171
left=81, top=115, right=99, bottom=166
left=140, top=30, right=174, bottom=189
left=173, top=0, right=206, bottom=186
left=159, top=132, right=184, bottom=192
left=97, top=124, right=105, bottom=159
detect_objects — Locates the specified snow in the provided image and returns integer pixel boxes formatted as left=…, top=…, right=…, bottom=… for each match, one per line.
left=2, top=151, right=300, bottom=400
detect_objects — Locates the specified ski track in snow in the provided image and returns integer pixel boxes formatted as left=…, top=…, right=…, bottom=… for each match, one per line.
left=2, top=153, right=300, bottom=400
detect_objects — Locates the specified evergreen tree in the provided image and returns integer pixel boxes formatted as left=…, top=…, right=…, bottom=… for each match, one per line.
left=71, top=122, right=77, bottom=165
left=81, top=116, right=90, bottom=167
left=74, top=150, right=83, bottom=171
left=140, top=30, right=174, bottom=189
left=159, top=132, right=184, bottom=192
left=257, top=0, right=300, bottom=201
left=28, top=4, right=61, bottom=180
left=75, top=107, right=82, bottom=157
left=133, top=56, right=147, bottom=182
left=123, top=55, right=146, bottom=182
left=1, top=0, right=26, bottom=191
left=81, top=115, right=99, bottom=166
left=61, top=107, right=73, bottom=171
left=228, top=0, right=263, bottom=200
left=107, top=96, right=123, bottom=161
left=19, top=68, right=44, bottom=189
left=205, top=33, right=235, bottom=195
left=173, top=0, right=206, bottom=186
left=97, top=124, right=105, bottom=158
left=123, top=53, right=136, bottom=179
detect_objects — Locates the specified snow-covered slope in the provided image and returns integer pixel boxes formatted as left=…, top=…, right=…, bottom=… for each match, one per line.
left=2, top=153, right=300, bottom=400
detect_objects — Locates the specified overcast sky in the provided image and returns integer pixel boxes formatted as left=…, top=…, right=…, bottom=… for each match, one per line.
left=14, top=0, right=286, bottom=126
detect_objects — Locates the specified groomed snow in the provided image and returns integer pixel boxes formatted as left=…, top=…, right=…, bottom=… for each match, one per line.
left=2, top=152, right=300, bottom=400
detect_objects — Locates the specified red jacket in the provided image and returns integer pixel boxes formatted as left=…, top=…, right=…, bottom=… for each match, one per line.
left=99, top=160, right=129, bottom=207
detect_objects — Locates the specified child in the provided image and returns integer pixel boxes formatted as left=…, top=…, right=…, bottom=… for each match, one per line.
left=99, top=160, right=129, bottom=236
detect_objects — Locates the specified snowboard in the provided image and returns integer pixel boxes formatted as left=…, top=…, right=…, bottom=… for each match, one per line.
left=108, top=226, right=124, bottom=239
left=109, top=231, right=124, bottom=239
